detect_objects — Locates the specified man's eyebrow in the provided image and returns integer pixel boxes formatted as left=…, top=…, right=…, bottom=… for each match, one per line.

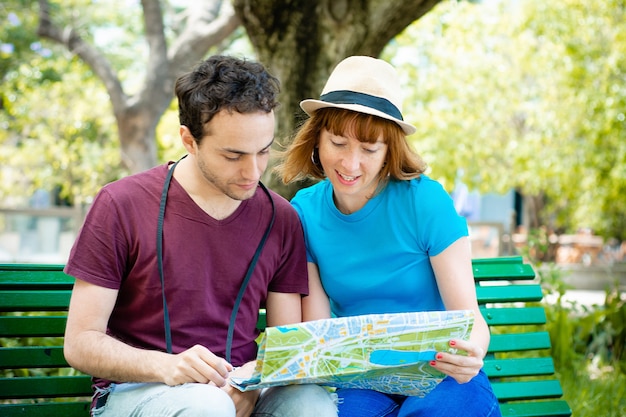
left=222, top=138, right=274, bottom=155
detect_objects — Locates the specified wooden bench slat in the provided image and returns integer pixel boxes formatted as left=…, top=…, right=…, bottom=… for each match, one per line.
left=0, top=259, right=533, bottom=287
left=0, top=264, right=66, bottom=272
left=473, top=263, right=536, bottom=282
left=0, top=375, right=93, bottom=398
left=0, top=346, right=69, bottom=369
left=499, top=400, right=572, bottom=417
left=488, top=332, right=552, bottom=353
left=0, top=315, right=67, bottom=337
left=0, top=310, right=270, bottom=335
left=0, top=401, right=91, bottom=417
left=492, top=380, right=563, bottom=401
left=476, top=285, right=544, bottom=304
left=472, top=256, right=526, bottom=265
left=484, top=357, right=555, bottom=378
left=0, top=264, right=72, bottom=289
left=0, top=290, right=72, bottom=311
left=481, top=306, right=546, bottom=326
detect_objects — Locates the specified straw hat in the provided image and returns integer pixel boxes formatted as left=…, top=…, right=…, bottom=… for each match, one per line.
left=300, top=56, right=416, bottom=135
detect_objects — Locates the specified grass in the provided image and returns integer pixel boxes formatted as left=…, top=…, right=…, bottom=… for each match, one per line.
left=559, top=359, right=626, bottom=416
left=539, top=263, right=626, bottom=417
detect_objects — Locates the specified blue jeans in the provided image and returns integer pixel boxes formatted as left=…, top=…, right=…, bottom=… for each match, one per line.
left=92, top=382, right=337, bottom=417
left=336, top=371, right=501, bottom=417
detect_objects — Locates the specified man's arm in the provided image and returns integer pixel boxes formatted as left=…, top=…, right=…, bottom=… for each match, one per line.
left=64, top=278, right=232, bottom=386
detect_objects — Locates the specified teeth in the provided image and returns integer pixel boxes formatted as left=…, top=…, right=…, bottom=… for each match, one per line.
left=340, top=173, right=357, bottom=181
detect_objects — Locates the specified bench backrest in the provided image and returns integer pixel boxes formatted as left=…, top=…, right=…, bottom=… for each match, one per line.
left=0, top=257, right=571, bottom=417
left=0, top=264, right=92, bottom=416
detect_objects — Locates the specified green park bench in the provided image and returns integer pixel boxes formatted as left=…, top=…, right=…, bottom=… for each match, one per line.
left=0, top=257, right=571, bottom=416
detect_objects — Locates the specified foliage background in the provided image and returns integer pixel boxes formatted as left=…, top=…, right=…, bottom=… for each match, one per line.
left=384, top=0, right=626, bottom=239
left=1, top=0, right=625, bottom=235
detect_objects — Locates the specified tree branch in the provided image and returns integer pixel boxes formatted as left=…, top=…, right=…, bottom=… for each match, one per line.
left=137, top=0, right=170, bottom=108
left=168, top=0, right=240, bottom=78
left=367, top=0, right=443, bottom=56
left=37, top=0, right=128, bottom=117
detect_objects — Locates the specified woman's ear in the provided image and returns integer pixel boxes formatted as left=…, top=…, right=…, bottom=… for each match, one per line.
left=180, top=126, right=197, bottom=155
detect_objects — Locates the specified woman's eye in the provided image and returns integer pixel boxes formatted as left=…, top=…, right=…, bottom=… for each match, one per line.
left=331, top=141, right=346, bottom=147
left=363, top=147, right=378, bottom=154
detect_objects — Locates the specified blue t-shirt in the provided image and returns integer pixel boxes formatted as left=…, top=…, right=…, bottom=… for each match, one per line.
left=291, top=176, right=468, bottom=318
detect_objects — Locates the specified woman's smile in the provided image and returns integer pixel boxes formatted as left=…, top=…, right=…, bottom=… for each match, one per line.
left=336, top=171, right=360, bottom=184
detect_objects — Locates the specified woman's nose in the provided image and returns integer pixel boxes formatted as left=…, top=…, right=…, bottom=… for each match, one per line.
left=340, top=149, right=361, bottom=171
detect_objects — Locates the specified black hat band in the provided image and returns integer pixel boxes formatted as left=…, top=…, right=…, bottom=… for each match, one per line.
left=319, top=90, right=404, bottom=121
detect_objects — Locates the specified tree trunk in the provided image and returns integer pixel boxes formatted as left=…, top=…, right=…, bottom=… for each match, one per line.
left=233, top=0, right=441, bottom=198
left=523, top=193, right=547, bottom=231
left=116, top=105, right=162, bottom=173
left=37, top=0, right=439, bottom=185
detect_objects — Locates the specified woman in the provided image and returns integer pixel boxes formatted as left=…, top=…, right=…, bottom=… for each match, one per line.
left=276, top=56, right=501, bottom=417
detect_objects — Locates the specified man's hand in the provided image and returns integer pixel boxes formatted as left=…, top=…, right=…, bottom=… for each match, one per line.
left=162, top=344, right=233, bottom=386
left=222, top=361, right=261, bottom=417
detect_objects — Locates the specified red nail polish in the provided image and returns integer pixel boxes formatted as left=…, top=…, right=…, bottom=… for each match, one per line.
left=450, top=340, right=456, bottom=346
left=430, top=360, right=437, bottom=366
left=436, top=353, right=443, bottom=360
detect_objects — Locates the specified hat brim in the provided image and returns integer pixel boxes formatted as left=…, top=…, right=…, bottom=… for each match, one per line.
left=300, top=99, right=417, bottom=136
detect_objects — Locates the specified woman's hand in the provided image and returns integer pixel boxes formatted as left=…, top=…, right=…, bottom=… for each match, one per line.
left=429, top=339, right=484, bottom=384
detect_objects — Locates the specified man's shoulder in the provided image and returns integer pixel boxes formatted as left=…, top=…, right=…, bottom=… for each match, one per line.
left=101, top=164, right=166, bottom=195
left=266, top=187, right=298, bottom=215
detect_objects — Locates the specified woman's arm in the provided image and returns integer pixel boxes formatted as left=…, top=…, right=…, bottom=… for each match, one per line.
left=302, top=262, right=332, bottom=321
left=430, top=236, right=490, bottom=383
left=265, top=291, right=303, bottom=326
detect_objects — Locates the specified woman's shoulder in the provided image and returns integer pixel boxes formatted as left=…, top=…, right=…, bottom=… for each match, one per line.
left=292, top=179, right=329, bottom=202
left=392, top=175, right=448, bottom=196
left=386, top=176, right=455, bottom=218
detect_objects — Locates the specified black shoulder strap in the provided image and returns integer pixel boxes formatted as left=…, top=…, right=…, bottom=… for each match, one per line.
left=157, top=159, right=181, bottom=353
left=225, top=182, right=275, bottom=363
left=157, top=157, right=275, bottom=362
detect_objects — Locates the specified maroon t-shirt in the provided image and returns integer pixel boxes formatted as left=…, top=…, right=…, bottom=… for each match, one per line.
left=65, top=163, right=308, bottom=389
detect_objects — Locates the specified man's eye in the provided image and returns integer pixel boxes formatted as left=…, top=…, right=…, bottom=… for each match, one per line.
left=225, top=155, right=241, bottom=161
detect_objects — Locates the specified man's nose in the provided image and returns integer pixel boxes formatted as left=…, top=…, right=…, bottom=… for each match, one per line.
left=241, top=157, right=262, bottom=180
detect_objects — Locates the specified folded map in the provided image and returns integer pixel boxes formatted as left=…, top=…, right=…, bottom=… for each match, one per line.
left=230, top=310, right=474, bottom=397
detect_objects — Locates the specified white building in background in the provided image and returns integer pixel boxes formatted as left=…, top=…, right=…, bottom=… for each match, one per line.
left=451, top=181, right=520, bottom=258
left=0, top=188, right=86, bottom=264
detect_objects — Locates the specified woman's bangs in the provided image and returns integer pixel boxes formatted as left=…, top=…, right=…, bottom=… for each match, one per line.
left=323, top=110, right=387, bottom=144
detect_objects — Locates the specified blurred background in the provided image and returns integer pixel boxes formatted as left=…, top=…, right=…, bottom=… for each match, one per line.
left=1, top=1, right=625, bottom=414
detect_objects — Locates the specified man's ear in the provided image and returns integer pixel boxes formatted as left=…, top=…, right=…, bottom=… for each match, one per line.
left=180, top=126, right=197, bottom=155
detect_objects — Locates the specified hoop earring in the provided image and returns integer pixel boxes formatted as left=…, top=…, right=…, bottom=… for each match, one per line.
left=311, top=147, right=321, bottom=166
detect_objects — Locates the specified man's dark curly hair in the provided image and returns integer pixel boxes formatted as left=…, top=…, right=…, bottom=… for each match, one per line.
left=174, top=55, right=280, bottom=143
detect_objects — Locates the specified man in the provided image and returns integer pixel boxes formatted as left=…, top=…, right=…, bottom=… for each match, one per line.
left=63, top=55, right=337, bottom=417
